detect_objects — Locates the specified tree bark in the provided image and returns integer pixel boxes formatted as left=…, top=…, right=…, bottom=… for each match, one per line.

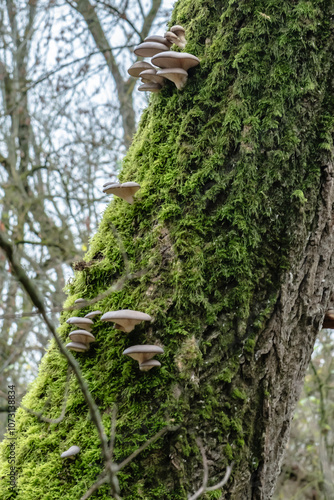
left=1, top=0, right=334, bottom=498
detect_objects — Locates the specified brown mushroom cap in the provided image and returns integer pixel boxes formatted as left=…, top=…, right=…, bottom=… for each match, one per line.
left=139, top=359, right=162, bottom=371
left=101, top=309, right=152, bottom=333
left=139, top=69, right=165, bottom=86
left=138, top=82, right=162, bottom=93
left=102, top=182, right=140, bottom=204
left=65, top=342, right=89, bottom=352
left=156, top=68, right=188, bottom=90
left=123, top=345, right=164, bottom=363
left=323, top=309, right=334, bottom=329
left=66, top=317, right=94, bottom=332
left=84, top=310, right=102, bottom=319
left=134, top=42, right=169, bottom=58
left=127, top=61, right=154, bottom=77
left=61, top=445, right=81, bottom=459
left=69, top=330, right=96, bottom=344
left=144, top=35, right=172, bottom=48
left=151, top=52, right=200, bottom=71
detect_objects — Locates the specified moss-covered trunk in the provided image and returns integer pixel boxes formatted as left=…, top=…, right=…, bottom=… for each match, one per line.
left=1, top=0, right=334, bottom=498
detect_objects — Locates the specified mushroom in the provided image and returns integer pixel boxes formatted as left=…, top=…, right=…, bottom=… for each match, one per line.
left=74, top=298, right=86, bottom=305
left=139, top=69, right=165, bottom=86
left=127, top=61, right=154, bottom=78
left=144, top=35, right=172, bottom=48
left=69, top=330, right=96, bottom=344
left=170, top=25, right=186, bottom=49
left=61, top=445, right=80, bottom=459
left=323, top=309, right=334, bottom=329
left=123, top=345, right=164, bottom=367
left=102, top=182, right=140, bottom=204
left=84, top=310, right=102, bottom=319
left=164, top=31, right=180, bottom=47
left=139, top=359, right=162, bottom=371
left=156, top=68, right=188, bottom=90
left=134, top=42, right=169, bottom=58
left=65, top=342, right=89, bottom=352
left=101, top=309, right=152, bottom=333
left=66, top=317, right=94, bottom=332
left=138, top=82, right=162, bottom=93
left=151, top=51, right=200, bottom=72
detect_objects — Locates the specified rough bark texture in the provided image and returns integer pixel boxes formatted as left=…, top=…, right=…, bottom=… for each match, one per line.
left=1, top=0, right=334, bottom=499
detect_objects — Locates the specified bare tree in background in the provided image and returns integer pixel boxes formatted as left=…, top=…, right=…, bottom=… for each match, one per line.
left=0, top=0, right=171, bottom=436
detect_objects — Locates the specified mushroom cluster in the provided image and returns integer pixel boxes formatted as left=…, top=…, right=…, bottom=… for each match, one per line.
left=128, top=25, right=199, bottom=92
left=65, top=302, right=102, bottom=353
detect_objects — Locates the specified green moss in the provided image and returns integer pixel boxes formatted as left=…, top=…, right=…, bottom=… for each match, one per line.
left=1, top=0, right=333, bottom=497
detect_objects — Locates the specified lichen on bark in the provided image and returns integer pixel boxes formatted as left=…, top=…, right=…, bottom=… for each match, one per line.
left=1, top=0, right=334, bottom=499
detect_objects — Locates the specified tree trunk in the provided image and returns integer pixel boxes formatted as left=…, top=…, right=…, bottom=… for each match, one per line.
left=1, top=0, right=334, bottom=498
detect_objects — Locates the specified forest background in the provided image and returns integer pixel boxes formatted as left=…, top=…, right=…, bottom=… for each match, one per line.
left=0, top=0, right=333, bottom=498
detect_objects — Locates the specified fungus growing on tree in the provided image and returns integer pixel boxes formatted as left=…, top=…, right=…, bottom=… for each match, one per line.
left=139, top=69, right=165, bottom=86
left=69, top=330, right=96, bottom=344
left=139, top=359, right=162, bottom=371
left=74, top=298, right=86, bottom=305
left=169, top=25, right=186, bottom=49
left=65, top=342, right=89, bottom=352
left=66, top=317, right=94, bottom=332
left=127, top=61, right=154, bottom=77
left=144, top=35, right=172, bottom=48
left=156, top=68, right=188, bottom=90
left=60, top=445, right=81, bottom=459
left=101, top=309, right=152, bottom=333
left=151, top=52, right=199, bottom=90
left=134, top=41, right=169, bottom=58
left=138, top=82, right=162, bottom=93
left=322, top=309, right=334, bottom=329
left=102, top=182, right=140, bottom=204
left=122, top=345, right=164, bottom=368
left=84, top=310, right=102, bottom=319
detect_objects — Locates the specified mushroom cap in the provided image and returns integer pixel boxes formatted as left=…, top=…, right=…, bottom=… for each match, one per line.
left=69, top=330, right=96, bottom=344
left=74, top=298, right=86, bottom=304
left=151, top=52, right=200, bottom=71
left=170, top=25, right=186, bottom=36
left=101, top=309, right=152, bottom=333
left=61, top=445, right=81, bottom=459
left=156, top=68, right=188, bottom=90
left=138, top=82, right=162, bottom=93
left=139, top=359, right=162, bottom=371
left=127, top=61, right=154, bottom=77
left=139, top=69, right=165, bottom=85
left=102, top=182, right=140, bottom=204
left=123, top=345, right=164, bottom=363
left=66, top=317, right=94, bottom=332
left=65, top=342, right=89, bottom=352
left=323, top=310, right=334, bottom=328
left=164, top=31, right=179, bottom=42
left=144, top=35, right=172, bottom=48
left=134, top=42, right=169, bottom=58
left=84, top=310, right=102, bottom=319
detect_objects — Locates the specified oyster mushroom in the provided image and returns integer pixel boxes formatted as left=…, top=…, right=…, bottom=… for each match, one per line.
left=66, top=317, right=94, bottom=332
left=61, top=445, right=80, bottom=459
left=151, top=51, right=200, bottom=72
left=102, top=181, right=140, bottom=204
left=74, top=298, right=86, bottom=305
left=156, top=67, right=188, bottom=90
left=139, top=69, right=165, bottom=86
left=144, top=35, right=172, bottom=48
left=123, top=345, right=164, bottom=367
left=139, top=359, right=162, bottom=371
left=127, top=61, right=154, bottom=78
left=101, top=309, right=152, bottom=333
left=134, top=41, right=169, bottom=58
left=65, top=341, right=89, bottom=352
left=69, top=330, right=96, bottom=344
left=138, top=82, right=162, bottom=93
left=84, top=310, right=102, bottom=319
left=170, top=25, right=186, bottom=49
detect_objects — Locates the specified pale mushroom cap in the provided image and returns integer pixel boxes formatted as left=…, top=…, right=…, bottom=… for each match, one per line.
left=325, top=309, right=334, bottom=320
left=123, top=345, right=164, bottom=363
left=156, top=68, right=188, bottom=90
left=84, top=310, right=102, bottom=319
left=144, top=35, right=172, bottom=48
left=134, top=42, right=169, bottom=58
left=139, top=69, right=165, bottom=85
left=128, top=61, right=154, bottom=77
left=101, top=309, right=152, bottom=333
left=151, top=52, right=200, bottom=71
left=66, top=317, right=93, bottom=332
left=170, top=25, right=186, bottom=36
left=164, top=31, right=179, bottom=43
left=102, top=182, right=141, bottom=204
left=138, top=82, right=162, bottom=93
left=61, top=445, right=80, bottom=459
left=65, top=342, right=89, bottom=352
left=74, top=298, right=86, bottom=304
left=69, top=330, right=96, bottom=344
left=139, top=359, right=162, bottom=371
